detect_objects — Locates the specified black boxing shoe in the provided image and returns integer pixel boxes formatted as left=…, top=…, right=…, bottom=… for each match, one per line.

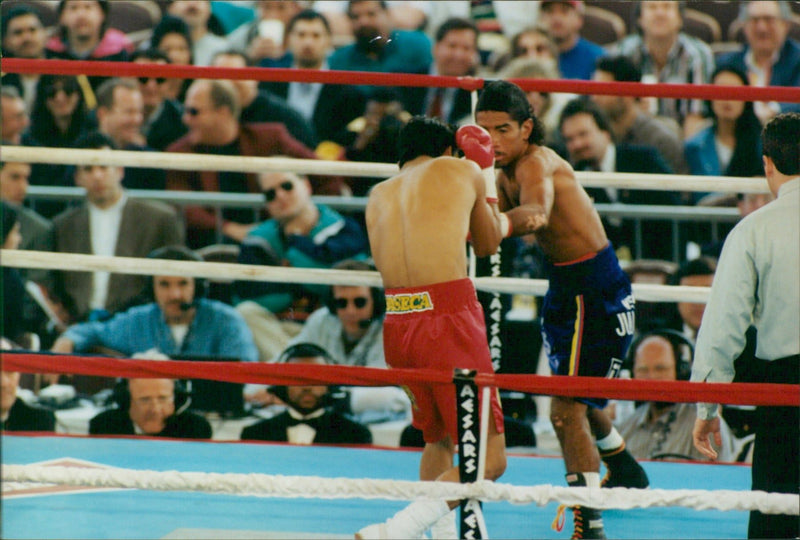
left=600, top=443, right=650, bottom=489
left=552, top=505, right=607, bottom=540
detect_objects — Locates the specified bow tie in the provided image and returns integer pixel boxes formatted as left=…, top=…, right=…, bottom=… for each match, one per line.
left=285, top=408, right=326, bottom=428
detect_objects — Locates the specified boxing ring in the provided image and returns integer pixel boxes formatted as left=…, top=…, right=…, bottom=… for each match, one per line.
left=1, top=433, right=759, bottom=539
left=2, top=59, right=800, bottom=540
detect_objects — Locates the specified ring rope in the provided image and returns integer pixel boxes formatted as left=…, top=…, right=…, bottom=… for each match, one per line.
left=0, top=145, right=771, bottom=194
left=5, top=58, right=800, bottom=103
left=4, top=352, right=797, bottom=407
left=3, top=465, right=797, bottom=515
left=0, top=250, right=710, bottom=303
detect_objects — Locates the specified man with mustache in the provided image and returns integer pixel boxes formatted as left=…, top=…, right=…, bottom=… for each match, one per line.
left=328, top=0, right=431, bottom=111
left=50, top=245, right=258, bottom=363
left=239, top=342, right=372, bottom=445
left=1, top=5, right=47, bottom=110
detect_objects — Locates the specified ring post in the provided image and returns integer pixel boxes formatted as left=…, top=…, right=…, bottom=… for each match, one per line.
left=453, top=368, right=488, bottom=539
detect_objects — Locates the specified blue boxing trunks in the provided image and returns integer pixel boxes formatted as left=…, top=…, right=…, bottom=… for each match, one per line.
left=541, top=244, right=635, bottom=408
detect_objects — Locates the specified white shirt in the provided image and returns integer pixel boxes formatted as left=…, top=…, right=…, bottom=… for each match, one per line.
left=693, top=177, right=800, bottom=419
left=287, top=61, right=327, bottom=122
left=88, top=195, right=126, bottom=310
left=601, top=144, right=619, bottom=204
left=286, top=407, right=326, bottom=444
left=744, top=48, right=782, bottom=122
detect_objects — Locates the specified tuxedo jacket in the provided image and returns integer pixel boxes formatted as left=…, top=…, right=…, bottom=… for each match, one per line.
left=260, top=80, right=367, bottom=146
left=1, top=399, right=56, bottom=432
left=89, top=408, right=212, bottom=439
left=240, top=410, right=372, bottom=445
left=52, top=198, right=183, bottom=321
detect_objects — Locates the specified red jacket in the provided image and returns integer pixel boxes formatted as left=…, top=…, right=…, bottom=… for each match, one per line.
left=166, top=123, right=345, bottom=232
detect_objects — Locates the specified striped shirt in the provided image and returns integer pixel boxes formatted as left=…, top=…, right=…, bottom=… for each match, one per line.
left=607, top=32, right=715, bottom=124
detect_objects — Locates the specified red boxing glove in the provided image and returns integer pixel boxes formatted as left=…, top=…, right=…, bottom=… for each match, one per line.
left=456, top=124, right=498, bottom=203
left=456, top=125, right=494, bottom=169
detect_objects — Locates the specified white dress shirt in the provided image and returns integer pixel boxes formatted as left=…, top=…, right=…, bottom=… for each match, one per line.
left=692, top=177, right=800, bottom=419
left=88, top=194, right=126, bottom=310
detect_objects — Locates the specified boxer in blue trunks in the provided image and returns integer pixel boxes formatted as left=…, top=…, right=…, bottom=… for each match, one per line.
left=476, top=81, right=648, bottom=539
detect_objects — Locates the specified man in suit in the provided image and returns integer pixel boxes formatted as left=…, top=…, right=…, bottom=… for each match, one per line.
left=406, top=17, right=478, bottom=126
left=0, top=159, right=53, bottom=285
left=130, top=49, right=186, bottom=152
left=240, top=343, right=372, bottom=445
left=95, top=78, right=166, bottom=191
left=718, top=1, right=800, bottom=122
left=259, top=8, right=366, bottom=147
left=558, top=98, right=680, bottom=261
left=1, top=338, right=56, bottom=432
left=90, top=377, right=211, bottom=439
left=52, top=131, right=184, bottom=323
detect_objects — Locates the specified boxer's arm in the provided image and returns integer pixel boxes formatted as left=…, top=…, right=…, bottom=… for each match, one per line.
left=467, top=167, right=503, bottom=257
left=504, top=157, right=552, bottom=236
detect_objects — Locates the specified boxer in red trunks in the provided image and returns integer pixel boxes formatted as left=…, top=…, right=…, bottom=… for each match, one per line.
left=356, top=117, right=508, bottom=539
left=383, top=278, right=505, bottom=445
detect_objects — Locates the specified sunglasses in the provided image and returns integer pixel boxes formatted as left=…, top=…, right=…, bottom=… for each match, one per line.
left=334, top=297, right=369, bottom=310
left=263, top=181, right=295, bottom=202
left=46, top=86, right=77, bottom=99
left=138, top=76, right=166, bottom=85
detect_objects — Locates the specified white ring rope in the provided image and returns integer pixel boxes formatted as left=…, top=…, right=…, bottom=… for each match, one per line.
left=0, top=145, right=770, bottom=194
left=1, top=250, right=710, bottom=303
left=3, top=464, right=797, bottom=515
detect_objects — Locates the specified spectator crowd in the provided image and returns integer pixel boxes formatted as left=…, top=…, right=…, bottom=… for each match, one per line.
left=2, top=0, right=797, bottom=460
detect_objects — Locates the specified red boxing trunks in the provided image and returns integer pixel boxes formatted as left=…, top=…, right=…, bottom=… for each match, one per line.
left=383, top=278, right=504, bottom=444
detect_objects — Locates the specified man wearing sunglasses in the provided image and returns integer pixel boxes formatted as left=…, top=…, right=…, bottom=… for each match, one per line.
left=235, top=172, right=369, bottom=363
left=130, top=49, right=186, bottom=152
left=166, top=79, right=346, bottom=248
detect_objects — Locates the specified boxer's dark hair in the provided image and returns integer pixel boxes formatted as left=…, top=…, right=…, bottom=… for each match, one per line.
left=763, top=112, right=800, bottom=176
left=397, top=116, right=456, bottom=167
left=476, top=80, right=545, bottom=145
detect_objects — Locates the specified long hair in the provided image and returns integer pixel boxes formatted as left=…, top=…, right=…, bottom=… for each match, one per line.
left=476, top=80, right=545, bottom=145
left=708, top=65, right=764, bottom=177
left=29, top=74, right=92, bottom=147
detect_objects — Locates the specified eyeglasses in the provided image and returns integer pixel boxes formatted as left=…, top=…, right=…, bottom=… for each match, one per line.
left=334, top=297, right=369, bottom=310
left=746, top=15, right=780, bottom=25
left=263, top=181, right=295, bottom=202
left=46, top=86, right=77, bottom=99
left=138, top=76, right=166, bottom=85
left=133, top=395, right=174, bottom=407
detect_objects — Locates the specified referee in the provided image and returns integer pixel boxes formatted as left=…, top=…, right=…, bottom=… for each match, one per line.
left=691, top=112, right=799, bottom=539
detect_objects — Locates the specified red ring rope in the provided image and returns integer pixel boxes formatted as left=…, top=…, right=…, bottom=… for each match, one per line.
left=4, top=58, right=800, bottom=102
left=3, top=351, right=797, bottom=407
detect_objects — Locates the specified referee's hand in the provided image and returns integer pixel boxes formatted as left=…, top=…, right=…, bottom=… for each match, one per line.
left=693, top=416, right=722, bottom=460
